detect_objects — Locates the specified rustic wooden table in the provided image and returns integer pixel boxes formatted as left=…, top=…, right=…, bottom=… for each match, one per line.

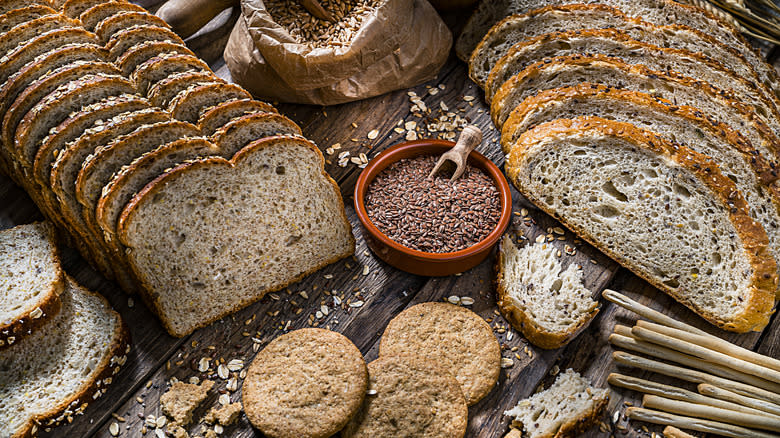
left=2, top=6, right=779, bottom=438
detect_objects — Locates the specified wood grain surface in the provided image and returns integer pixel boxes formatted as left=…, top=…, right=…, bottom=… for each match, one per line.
left=0, top=4, right=777, bottom=438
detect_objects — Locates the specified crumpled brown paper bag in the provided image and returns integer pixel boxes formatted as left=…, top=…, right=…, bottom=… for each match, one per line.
left=224, top=0, right=452, bottom=105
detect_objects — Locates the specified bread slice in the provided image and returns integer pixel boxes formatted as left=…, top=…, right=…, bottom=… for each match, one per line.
left=147, top=71, right=223, bottom=108
left=504, top=368, right=609, bottom=438
left=169, top=83, right=252, bottom=123
left=484, top=29, right=780, bottom=139
left=0, top=222, right=63, bottom=349
left=116, top=41, right=195, bottom=76
left=211, top=113, right=302, bottom=158
left=490, top=55, right=780, bottom=167
left=0, top=5, right=57, bottom=35
left=130, top=53, right=213, bottom=95
left=496, top=236, right=599, bottom=349
left=105, top=25, right=185, bottom=61
left=94, top=11, right=171, bottom=43
left=197, top=99, right=278, bottom=137
left=78, top=1, right=147, bottom=31
left=0, top=15, right=80, bottom=60
left=0, top=1, right=55, bottom=16
left=96, top=137, right=220, bottom=250
left=0, top=274, right=129, bottom=438
left=61, top=0, right=114, bottom=18
left=117, top=135, right=355, bottom=337
left=505, top=116, right=777, bottom=332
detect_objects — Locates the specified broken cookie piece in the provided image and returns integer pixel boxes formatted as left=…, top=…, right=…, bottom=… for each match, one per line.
left=160, top=379, right=215, bottom=426
left=204, top=402, right=242, bottom=426
left=169, top=425, right=189, bottom=438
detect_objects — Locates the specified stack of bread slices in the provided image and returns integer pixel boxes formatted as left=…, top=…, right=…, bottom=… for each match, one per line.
left=0, top=0, right=355, bottom=337
left=459, top=0, right=780, bottom=332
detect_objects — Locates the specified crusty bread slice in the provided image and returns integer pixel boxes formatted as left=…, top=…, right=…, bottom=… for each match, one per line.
left=505, top=117, right=777, bottom=332
left=0, top=274, right=128, bottom=438
left=197, top=99, right=278, bottom=137
left=105, top=25, right=184, bottom=61
left=116, top=41, right=195, bottom=76
left=504, top=369, right=609, bottom=438
left=117, top=135, right=355, bottom=337
left=78, top=1, right=146, bottom=31
left=94, top=11, right=171, bottom=43
left=211, top=113, right=302, bottom=158
left=0, top=5, right=57, bottom=35
left=485, top=29, right=780, bottom=139
left=130, top=53, right=213, bottom=95
left=0, top=0, right=55, bottom=19
left=0, top=222, right=63, bottom=350
left=0, top=15, right=80, bottom=60
left=496, top=236, right=599, bottom=349
left=61, top=0, right=117, bottom=18
left=147, top=71, right=223, bottom=108
left=168, top=83, right=252, bottom=123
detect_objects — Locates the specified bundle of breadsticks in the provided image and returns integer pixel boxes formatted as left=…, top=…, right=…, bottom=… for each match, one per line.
left=604, top=289, right=780, bottom=438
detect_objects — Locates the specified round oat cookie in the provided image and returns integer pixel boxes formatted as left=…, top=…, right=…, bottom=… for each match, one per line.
left=242, top=328, right=368, bottom=438
left=379, top=302, right=501, bottom=405
left=342, top=355, right=468, bottom=438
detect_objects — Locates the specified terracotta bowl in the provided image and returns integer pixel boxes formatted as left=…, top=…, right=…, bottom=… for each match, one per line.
left=354, top=139, right=512, bottom=276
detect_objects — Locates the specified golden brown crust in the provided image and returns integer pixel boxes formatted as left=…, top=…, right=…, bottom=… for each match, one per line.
left=663, top=426, right=697, bottom=438
left=77, top=2, right=146, bottom=30
left=117, top=135, right=355, bottom=337
left=115, top=40, right=195, bottom=76
left=197, top=99, right=279, bottom=135
left=94, top=11, right=171, bottom=43
left=105, top=25, right=184, bottom=60
left=554, top=390, right=609, bottom=438
left=506, top=117, right=776, bottom=332
left=130, top=53, right=213, bottom=95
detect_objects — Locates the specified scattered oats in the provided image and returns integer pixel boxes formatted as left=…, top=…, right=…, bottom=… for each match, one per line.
left=393, top=127, right=405, bottom=134
left=405, top=130, right=418, bottom=141
left=439, top=101, right=449, bottom=111
left=404, top=121, right=417, bottom=130
left=324, top=274, right=334, bottom=279
left=463, top=95, right=475, bottom=102
left=156, top=416, right=166, bottom=428
left=351, top=122, right=358, bottom=128
left=198, top=357, right=211, bottom=372
left=316, top=311, right=323, bottom=319
left=447, top=295, right=460, bottom=305
left=535, top=235, right=545, bottom=243
left=367, top=129, right=379, bottom=140
left=331, top=143, right=341, bottom=150
left=359, top=153, right=368, bottom=164
left=214, top=424, right=224, bottom=434
left=507, top=331, right=513, bottom=341
left=29, top=307, right=43, bottom=319
left=520, top=208, right=528, bottom=216
left=219, top=394, right=231, bottom=406
left=460, top=296, right=474, bottom=306
left=321, top=305, right=329, bottom=316
left=227, top=359, right=243, bottom=372
left=189, top=376, right=200, bottom=384
left=500, top=357, right=514, bottom=368
left=218, top=364, right=229, bottom=380
left=349, top=300, right=364, bottom=308
left=227, top=377, right=238, bottom=392
left=109, top=422, right=119, bottom=436
left=145, top=416, right=156, bottom=428
left=367, top=389, right=378, bottom=395
left=362, top=265, right=370, bottom=276
left=552, top=227, right=565, bottom=235
left=111, top=413, right=125, bottom=422
left=550, top=365, right=560, bottom=376
left=155, top=429, right=165, bottom=438
left=136, top=396, right=144, bottom=404
left=612, top=411, right=620, bottom=424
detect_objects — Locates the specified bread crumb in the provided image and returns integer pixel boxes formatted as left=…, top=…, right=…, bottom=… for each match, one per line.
left=204, top=430, right=217, bottom=438
left=160, top=380, right=214, bottom=426
left=169, top=425, right=189, bottom=438
left=204, top=402, right=242, bottom=426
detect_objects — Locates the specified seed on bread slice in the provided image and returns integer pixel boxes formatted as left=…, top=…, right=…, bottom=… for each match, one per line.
left=0, top=274, right=129, bottom=438
left=504, top=368, right=608, bottom=438
left=147, top=71, right=224, bottom=108
left=212, top=113, right=302, bottom=159
left=117, top=135, right=355, bottom=337
left=0, top=0, right=55, bottom=16
left=131, top=53, right=213, bottom=95
left=78, top=1, right=147, bottom=31
left=505, top=116, right=777, bottom=332
left=197, top=99, right=278, bottom=137
left=0, top=5, right=57, bottom=35
left=496, top=236, right=599, bottom=349
left=105, top=24, right=185, bottom=61
left=94, top=11, right=171, bottom=43
left=116, top=41, right=195, bottom=76
left=169, top=83, right=252, bottom=124
left=0, top=221, right=63, bottom=350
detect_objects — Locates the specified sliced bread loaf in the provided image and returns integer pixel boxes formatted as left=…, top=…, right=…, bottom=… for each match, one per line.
left=211, top=113, right=302, bottom=158
left=0, top=15, right=80, bottom=60
left=168, top=83, right=252, bottom=124
left=78, top=1, right=146, bottom=31
left=496, top=236, right=599, bottom=349
left=0, top=222, right=63, bottom=349
left=505, top=116, right=777, bottom=332
left=116, top=41, right=195, bottom=76
left=147, top=71, right=223, bottom=108
left=117, top=135, right=355, bottom=337
left=105, top=25, right=185, bottom=61
left=504, top=368, right=609, bottom=438
left=197, top=99, right=278, bottom=137
left=130, top=53, right=213, bottom=95
left=0, top=274, right=128, bottom=438
left=0, top=5, right=57, bottom=35
left=94, top=11, right=171, bottom=43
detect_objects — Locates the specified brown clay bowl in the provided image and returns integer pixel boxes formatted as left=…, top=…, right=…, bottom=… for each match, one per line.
left=354, top=139, right=512, bottom=276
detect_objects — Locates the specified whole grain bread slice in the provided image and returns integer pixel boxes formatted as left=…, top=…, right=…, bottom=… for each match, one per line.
left=130, top=53, right=213, bottom=95
left=168, top=83, right=252, bottom=123
left=61, top=0, right=119, bottom=18
left=78, top=1, right=146, bottom=31
left=105, top=25, right=184, bottom=61
left=94, top=11, right=171, bottom=43
left=197, top=99, right=278, bottom=137
left=0, top=221, right=63, bottom=350
left=505, top=116, right=777, bottom=332
left=117, top=135, right=355, bottom=337
left=0, top=0, right=55, bottom=17
left=0, top=5, right=57, bottom=35
left=116, top=41, right=195, bottom=76
left=0, top=15, right=80, bottom=60
left=0, top=274, right=129, bottom=438
left=147, top=71, right=223, bottom=109
left=211, top=113, right=302, bottom=158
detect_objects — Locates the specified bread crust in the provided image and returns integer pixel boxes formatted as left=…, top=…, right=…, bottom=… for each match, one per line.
left=105, top=25, right=184, bottom=60
left=147, top=70, right=223, bottom=108
left=552, top=390, right=609, bottom=438
left=211, top=112, right=302, bottom=157
left=197, top=99, right=278, bottom=136
left=116, top=40, right=195, bottom=76
left=130, top=53, right=213, bottom=95
left=506, top=117, right=777, bottom=332
left=78, top=2, right=147, bottom=31
left=117, top=135, right=355, bottom=337
left=168, top=83, right=251, bottom=123
left=94, top=11, right=171, bottom=43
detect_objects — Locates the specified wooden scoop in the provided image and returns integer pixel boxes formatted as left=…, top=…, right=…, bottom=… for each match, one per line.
left=300, top=0, right=336, bottom=22
left=428, top=125, right=483, bottom=181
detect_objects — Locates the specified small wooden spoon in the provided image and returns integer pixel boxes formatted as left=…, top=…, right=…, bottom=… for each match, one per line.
left=428, top=125, right=483, bottom=181
left=300, top=0, right=336, bottom=22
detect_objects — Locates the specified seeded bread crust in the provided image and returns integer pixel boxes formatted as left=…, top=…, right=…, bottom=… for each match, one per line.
left=105, top=25, right=184, bottom=61
left=0, top=222, right=63, bottom=350
left=117, top=135, right=356, bottom=337
left=0, top=14, right=80, bottom=59
left=0, top=5, right=57, bottom=35
left=61, top=0, right=116, bottom=18
left=130, top=53, right=213, bottom=95
left=94, top=11, right=171, bottom=43
left=78, top=1, right=146, bottom=31
left=197, top=99, right=278, bottom=137
left=168, top=83, right=252, bottom=123
left=147, top=71, right=223, bottom=108
left=0, top=0, right=53, bottom=15
left=116, top=41, right=195, bottom=76
left=506, top=117, right=777, bottom=332
left=211, top=113, right=302, bottom=158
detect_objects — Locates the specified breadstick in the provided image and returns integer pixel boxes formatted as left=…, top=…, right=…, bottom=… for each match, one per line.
left=612, top=351, right=780, bottom=405
left=626, top=407, right=778, bottom=438
left=610, top=329, right=780, bottom=393
left=607, top=374, right=773, bottom=417
left=603, top=289, right=709, bottom=335
left=636, top=320, right=780, bottom=373
left=642, top=394, right=780, bottom=432
left=663, top=426, right=697, bottom=438
left=699, top=384, right=780, bottom=417
left=631, top=326, right=780, bottom=384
